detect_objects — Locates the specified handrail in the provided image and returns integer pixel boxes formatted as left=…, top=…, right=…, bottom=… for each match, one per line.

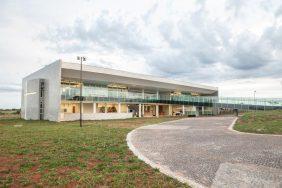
left=61, top=94, right=282, bottom=109
left=60, top=85, right=282, bottom=108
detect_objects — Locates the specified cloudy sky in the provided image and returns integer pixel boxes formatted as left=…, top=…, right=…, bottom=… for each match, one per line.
left=0, top=0, right=282, bottom=108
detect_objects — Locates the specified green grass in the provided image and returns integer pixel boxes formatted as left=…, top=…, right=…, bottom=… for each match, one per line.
left=234, top=110, right=282, bottom=134
left=0, top=117, right=189, bottom=187
left=0, top=109, right=20, bottom=119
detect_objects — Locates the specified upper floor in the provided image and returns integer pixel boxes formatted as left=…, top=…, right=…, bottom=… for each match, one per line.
left=60, top=61, right=218, bottom=101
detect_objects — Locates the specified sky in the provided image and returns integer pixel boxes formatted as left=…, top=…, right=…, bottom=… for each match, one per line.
left=0, top=0, right=282, bottom=109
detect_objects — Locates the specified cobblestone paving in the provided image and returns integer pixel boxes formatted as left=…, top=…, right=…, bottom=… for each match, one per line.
left=129, top=117, right=282, bottom=187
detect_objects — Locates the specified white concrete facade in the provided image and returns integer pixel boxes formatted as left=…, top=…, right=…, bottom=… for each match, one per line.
left=21, top=60, right=218, bottom=122
left=61, top=112, right=133, bottom=121
left=21, top=60, right=62, bottom=121
left=61, top=62, right=218, bottom=94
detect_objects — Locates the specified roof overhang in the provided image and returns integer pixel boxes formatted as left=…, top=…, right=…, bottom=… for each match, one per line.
left=61, top=62, right=218, bottom=95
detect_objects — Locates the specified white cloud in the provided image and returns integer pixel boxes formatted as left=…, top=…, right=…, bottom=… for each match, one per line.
left=215, top=78, right=282, bottom=98
left=0, top=0, right=282, bottom=108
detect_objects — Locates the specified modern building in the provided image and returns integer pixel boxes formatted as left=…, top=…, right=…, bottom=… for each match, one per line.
left=21, top=60, right=219, bottom=121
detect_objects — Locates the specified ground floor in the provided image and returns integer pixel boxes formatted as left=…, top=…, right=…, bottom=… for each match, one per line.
left=60, top=101, right=214, bottom=121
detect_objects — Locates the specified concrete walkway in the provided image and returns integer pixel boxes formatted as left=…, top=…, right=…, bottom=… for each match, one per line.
left=127, top=117, right=282, bottom=188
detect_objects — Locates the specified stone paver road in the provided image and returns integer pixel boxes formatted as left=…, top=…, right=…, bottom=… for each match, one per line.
left=127, top=117, right=282, bottom=188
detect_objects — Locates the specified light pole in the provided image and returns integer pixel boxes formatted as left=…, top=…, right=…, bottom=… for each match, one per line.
left=253, top=90, right=256, bottom=120
left=77, top=56, right=86, bottom=128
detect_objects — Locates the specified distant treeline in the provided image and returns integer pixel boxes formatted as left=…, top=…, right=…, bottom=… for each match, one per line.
left=0, top=109, right=21, bottom=115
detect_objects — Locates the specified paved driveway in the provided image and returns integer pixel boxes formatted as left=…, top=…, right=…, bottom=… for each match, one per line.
left=127, top=117, right=282, bottom=188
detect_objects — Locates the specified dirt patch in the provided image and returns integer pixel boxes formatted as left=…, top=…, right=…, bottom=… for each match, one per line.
left=0, top=114, right=20, bottom=120
left=27, top=164, right=41, bottom=183
left=31, top=172, right=41, bottom=183
left=0, top=156, right=20, bottom=173
left=108, top=153, right=120, bottom=159
left=65, top=181, right=78, bottom=187
left=29, top=164, right=40, bottom=174
left=0, top=156, right=16, bottom=164
left=87, top=159, right=101, bottom=170
left=57, top=166, right=80, bottom=175
left=0, top=166, right=10, bottom=173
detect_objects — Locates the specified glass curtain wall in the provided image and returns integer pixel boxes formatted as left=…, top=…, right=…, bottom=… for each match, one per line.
left=61, top=80, right=282, bottom=108
left=61, top=81, right=160, bottom=100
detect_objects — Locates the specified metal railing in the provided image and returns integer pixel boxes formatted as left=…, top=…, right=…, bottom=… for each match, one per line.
left=61, top=82, right=282, bottom=110
left=61, top=92, right=282, bottom=110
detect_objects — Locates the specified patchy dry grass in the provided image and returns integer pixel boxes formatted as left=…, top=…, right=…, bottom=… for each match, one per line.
left=0, top=117, right=189, bottom=187
left=0, top=109, right=20, bottom=119
left=234, top=110, right=282, bottom=135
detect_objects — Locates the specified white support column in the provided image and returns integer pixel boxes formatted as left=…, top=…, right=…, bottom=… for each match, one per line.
left=118, top=103, right=121, bottom=113
left=139, top=104, right=142, bottom=117
left=202, top=106, right=204, bottom=115
left=142, top=104, right=145, bottom=117
left=156, top=91, right=159, bottom=100
left=93, top=102, right=97, bottom=113
left=182, top=105, right=185, bottom=116
left=105, top=103, right=107, bottom=113
left=142, top=89, right=145, bottom=99
left=156, top=104, right=159, bottom=117
left=169, top=104, right=172, bottom=116
left=192, top=106, right=196, bottom=116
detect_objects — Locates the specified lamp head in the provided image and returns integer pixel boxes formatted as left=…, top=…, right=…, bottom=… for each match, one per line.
left=77, top=56, right=86, bottom=61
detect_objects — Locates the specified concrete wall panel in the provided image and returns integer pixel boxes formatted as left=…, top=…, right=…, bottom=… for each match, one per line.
left=21, top=60, right=62, bottom=121
left=61, top=113, right=133, bottom=121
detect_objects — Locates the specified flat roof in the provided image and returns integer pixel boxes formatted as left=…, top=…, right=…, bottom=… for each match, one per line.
left=61, top=61, right=218, bottom=94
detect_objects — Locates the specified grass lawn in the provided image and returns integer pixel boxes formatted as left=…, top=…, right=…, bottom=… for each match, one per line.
left=0, top=110, right=20, bottom=120
left=0, top=117, right=189, bottom=187
left=234, top=110, right=282, bottom=135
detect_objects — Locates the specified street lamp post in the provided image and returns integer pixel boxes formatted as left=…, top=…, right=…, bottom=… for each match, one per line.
left=77, top=56, right=86, bottom=128
left=253, top=90, right=256, bottom=120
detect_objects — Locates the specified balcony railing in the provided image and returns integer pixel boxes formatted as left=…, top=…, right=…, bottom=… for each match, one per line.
left=61, top=86, right=282, bottom=109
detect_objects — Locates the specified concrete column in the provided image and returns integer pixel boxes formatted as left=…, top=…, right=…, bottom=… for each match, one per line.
left=156, top=91, right=159, bottom=100
left=142, top=104, right=145, bottom=117
left=93, top=102, right=97, bottom=113
left=142, top=89, right=145, bottom=99
left=169, top=104, right=172, bottom=116
left=195, top=107, right=199, bottom=117
left=156, top=104, right=159, bottom=117
left=182, top=105, right=185, bottom=116
left=105, top=103, right=107, bottom=113
left=118, top=103, right=121, bottom=113
left=202, top=106, right=204, bottom=115
left=139, top=104, right=142, bottom=117
left=192, top=106, right=196, bottom=116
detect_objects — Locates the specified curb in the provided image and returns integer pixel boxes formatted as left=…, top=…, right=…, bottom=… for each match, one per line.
left=228, top=117, right=282, bottom=137
left=127, top=116, right=281, bottom=188
left=126, top=118, right=206, bottom=188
